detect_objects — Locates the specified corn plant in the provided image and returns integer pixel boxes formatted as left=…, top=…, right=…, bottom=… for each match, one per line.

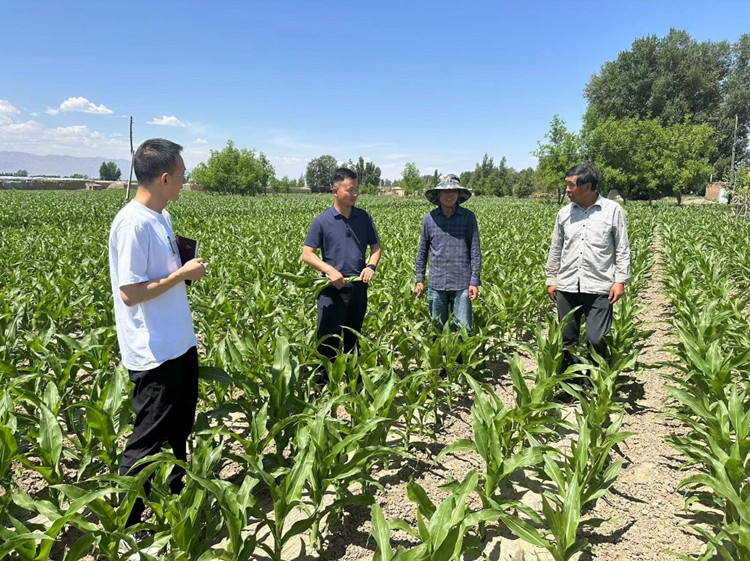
left=370, top=471, right=501, bottom=561
left=243, top=424, right=315, bottom=561
left=436, top=372, right=555, bottom=508
left=305, top=393, right=395, bottom=551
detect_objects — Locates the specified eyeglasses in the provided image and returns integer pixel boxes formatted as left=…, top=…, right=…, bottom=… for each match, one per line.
left=169, top=172, right=187, bottom=180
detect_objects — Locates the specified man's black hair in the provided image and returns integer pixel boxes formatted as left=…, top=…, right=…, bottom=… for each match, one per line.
left=565, top=163, right=599, bottom=191
left=134, top=138, right=184, bottom=185
left=332, top=167, right=357, bottom=187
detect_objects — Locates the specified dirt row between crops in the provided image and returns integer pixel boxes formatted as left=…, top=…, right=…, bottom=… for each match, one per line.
left=309, top=228, right=706, bottom=561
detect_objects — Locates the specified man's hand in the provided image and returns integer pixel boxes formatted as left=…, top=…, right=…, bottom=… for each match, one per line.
left=415, top=282, right=425, bottom=298
left=360, top=266, right=375, bottom=284
left=180, top=258, right=208, bottom=282
left=608, top=282, right=625, bottom=304
left=326, top=267, right=345, bottom=288
left=468, top=285, right=478, bottom=301
left=547, top=285, right=557, bottom=302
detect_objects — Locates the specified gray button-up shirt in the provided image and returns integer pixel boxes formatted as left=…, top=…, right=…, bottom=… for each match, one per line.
left=545, top=195, right=630, bottom=295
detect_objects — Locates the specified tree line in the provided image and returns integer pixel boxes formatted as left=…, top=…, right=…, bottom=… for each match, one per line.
left=536, top=29, right=750, bottom=203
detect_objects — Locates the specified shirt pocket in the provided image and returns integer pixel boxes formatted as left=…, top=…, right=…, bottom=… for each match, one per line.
left=589, top=222, right=612, bottom=249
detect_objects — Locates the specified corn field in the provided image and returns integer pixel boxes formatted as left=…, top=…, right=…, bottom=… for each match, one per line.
left=0, top=191, right=748, bottom=560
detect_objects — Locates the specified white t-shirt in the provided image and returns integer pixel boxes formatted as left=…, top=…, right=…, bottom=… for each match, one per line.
left=109, top=200, right=197, bottom=371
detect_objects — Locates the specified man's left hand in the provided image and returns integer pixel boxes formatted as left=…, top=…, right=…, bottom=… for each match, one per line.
left=608, top=282, right=625, bottom=304
left=360, top=266, right=375, bottom=283
left=468, top=285, right=479, bottom=301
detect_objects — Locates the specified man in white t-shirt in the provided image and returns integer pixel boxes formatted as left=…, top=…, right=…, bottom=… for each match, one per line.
left=109, top=138, right=208, bottom=527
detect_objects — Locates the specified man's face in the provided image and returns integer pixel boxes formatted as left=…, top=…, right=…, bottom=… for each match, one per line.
left=564, top=175, right=590, bottom=204
left=438, top=189, right=460, bottom=208
left=165, top=155, right=186, bottom=201
left=333, top=177, right=359, bottom=206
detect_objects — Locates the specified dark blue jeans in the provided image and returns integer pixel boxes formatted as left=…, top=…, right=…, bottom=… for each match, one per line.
left=428, top=287, right=472, bottom=332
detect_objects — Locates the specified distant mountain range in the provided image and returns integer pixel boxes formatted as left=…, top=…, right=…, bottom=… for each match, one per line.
left=0, top=151, right=132, bottom=178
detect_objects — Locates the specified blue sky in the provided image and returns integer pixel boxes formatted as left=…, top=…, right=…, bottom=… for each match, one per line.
left=1, top=1, right=748, bottom=180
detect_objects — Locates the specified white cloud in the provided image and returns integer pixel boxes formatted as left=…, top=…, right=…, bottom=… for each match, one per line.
left=0, top=100, right=20, bottom=124
left=147, top=115, right=187, bottom=127
left=46, top=96, right=113, bottom=115
left=0, top=100, right=20, bottom=116
left=0, top=119, right=128, bottom=158
left=193, top=137, right=208, bottom=144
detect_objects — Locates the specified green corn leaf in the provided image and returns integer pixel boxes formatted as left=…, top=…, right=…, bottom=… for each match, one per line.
left=371, top=503, right=394, bottom=561
left=407, top=480, right=436, bottom=518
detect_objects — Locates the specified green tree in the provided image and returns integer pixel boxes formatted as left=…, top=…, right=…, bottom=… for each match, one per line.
left=345, top=156, right=382, bottom=192
left=584, top=29, right=749, bottom=178
left=99, top=161, right=121, bottom=181
left=192, top=140, right=274, bottom=195
left=271, top=176, right=293, bottom=194
left=496, top=157, right=516, bottom=196
left=15, top=169, right=28, bottom=177
left=70, top=173, right=88, bottom=179
left=400, top=162, right=423, bottom=194
left=512, top=168, right=536, bottom=198
left=583, top=117, right=715, bottom=203
left=306, top=155, right=338, bottom=193
left=534, top=115, right=581, bottom=203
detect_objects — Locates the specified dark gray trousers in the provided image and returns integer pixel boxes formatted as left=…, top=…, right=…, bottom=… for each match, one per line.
left=556, top=291, right=613, bottom=368
left=316, top=282, right=368, bottom=365
left=120, top=346, right=199, bottom=526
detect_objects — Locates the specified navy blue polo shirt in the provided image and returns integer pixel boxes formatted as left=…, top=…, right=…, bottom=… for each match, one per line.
left=304, top=206, right=380, bottom=277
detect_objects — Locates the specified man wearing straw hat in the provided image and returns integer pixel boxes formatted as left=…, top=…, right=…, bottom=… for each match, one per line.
left=415, top=174, right=481, bottom=331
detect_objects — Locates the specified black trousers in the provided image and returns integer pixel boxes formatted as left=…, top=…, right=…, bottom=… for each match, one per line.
left=119, top=345, right=199, bottom=526
left=316, top=283, right=368, bottom=367
left=556, top=291, right=613, bottom=369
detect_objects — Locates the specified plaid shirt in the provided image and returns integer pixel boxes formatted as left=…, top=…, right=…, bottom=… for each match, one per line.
left=415, top=205, right=481, bottom=290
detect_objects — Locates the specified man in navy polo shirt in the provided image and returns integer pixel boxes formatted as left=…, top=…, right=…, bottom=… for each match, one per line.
left=302, top=167, right=381, bottom=381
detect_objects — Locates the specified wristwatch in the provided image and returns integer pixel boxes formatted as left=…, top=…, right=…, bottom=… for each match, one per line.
left=367, top=263, right=377, bottom=271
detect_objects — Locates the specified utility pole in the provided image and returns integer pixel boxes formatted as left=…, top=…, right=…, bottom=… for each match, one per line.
left=730, top=114, right=738, bottom=191
left=125, top=116, right=134, bottom=201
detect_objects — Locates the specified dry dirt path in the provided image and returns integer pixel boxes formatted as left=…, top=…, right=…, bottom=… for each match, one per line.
left=585, top=227, right=703, bottom=561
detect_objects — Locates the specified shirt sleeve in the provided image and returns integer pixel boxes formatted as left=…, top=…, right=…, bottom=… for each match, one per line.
left=545, top=213, right=563, bottom=285
left=469, top=213, right=481, bottom=286
left=366, top=212, right=380, bottom=245
left=415, top=216, right=430, bottom=283
left=115, top=224, right=150, bottom=287
left=304, top=217, right=323, bottom=249
left=613, top=206, right=631, bottom=284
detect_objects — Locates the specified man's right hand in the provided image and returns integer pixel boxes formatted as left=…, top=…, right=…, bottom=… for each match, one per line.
left=415, top=282, right=425, bottom=298
left=326, top=267, right=345, bottom=288
left=180, top=258, right=208, bottom=282
left=547, top=285, right=557, bottom=302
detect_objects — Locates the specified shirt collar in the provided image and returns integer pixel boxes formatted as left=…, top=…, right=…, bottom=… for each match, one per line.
left=437, top=205, right=464, bottom=217
left=572, top=194, right=603, bottom=212
left=330, top=205, right=357, bottom=219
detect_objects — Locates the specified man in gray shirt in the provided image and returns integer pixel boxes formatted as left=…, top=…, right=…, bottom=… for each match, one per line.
left=545, top=163, right=630, bottom=371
